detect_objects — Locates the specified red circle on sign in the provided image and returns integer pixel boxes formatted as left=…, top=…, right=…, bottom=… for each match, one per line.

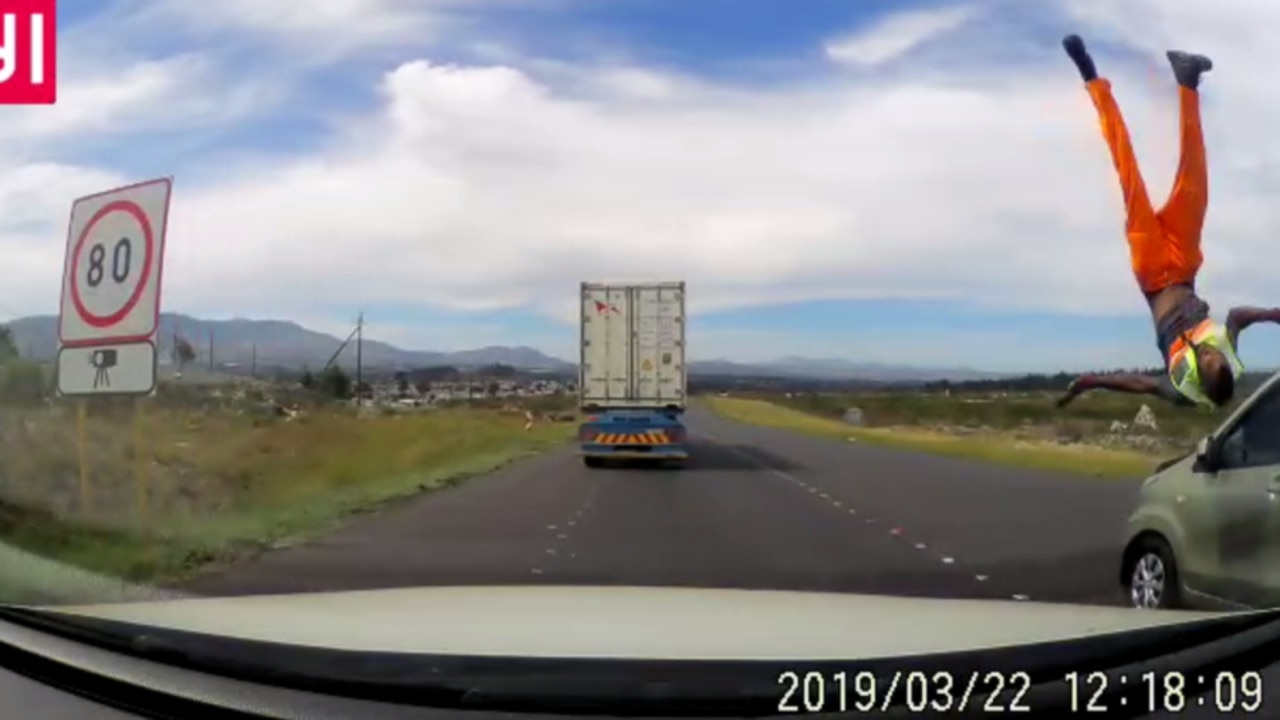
left=69, top=200, right=155, bottom=329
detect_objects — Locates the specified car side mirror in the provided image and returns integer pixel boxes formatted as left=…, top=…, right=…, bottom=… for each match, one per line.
left=1195, top=436, right=1220, bottom=473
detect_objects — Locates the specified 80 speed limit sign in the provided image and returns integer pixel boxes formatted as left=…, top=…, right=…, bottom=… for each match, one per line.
left=58, top=178, right=172, bottom=347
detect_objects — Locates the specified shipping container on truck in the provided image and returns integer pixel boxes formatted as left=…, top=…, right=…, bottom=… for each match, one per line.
left=577, top=281, right=688, bottom=468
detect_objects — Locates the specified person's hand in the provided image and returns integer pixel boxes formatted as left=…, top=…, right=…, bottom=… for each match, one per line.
left=1055, top=377, right=1090, bottom=409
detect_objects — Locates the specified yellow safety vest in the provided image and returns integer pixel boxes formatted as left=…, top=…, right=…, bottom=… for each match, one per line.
left=1167, top=319, right=1245, bottom=407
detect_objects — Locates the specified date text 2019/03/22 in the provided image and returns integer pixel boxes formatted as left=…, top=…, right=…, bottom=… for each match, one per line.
left=776, top=669, right=1265, bottom=714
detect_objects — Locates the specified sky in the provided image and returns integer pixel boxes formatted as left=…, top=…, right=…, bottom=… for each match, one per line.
left=5, top=0, right=1280, bottom=373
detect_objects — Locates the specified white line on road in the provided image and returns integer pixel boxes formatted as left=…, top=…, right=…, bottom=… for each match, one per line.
left=711, top=433, right=1003, bottom=595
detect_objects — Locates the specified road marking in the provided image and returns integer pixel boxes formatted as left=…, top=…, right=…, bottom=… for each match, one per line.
left=545, top=548, right=556, bottom=555
left=714, top=435, right=1002, bottom=593
left=547, top=525, right=558, bottom=530
left=557, top=533, right=567, bottom=540
left=1012, top=594, right=1030, bottom=601
left=531, top=568, right=544, bottom=575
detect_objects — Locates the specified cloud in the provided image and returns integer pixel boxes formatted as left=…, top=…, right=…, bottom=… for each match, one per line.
left=5, top=0, right=1280, bottom=368
left=825, top=6, right=976, bottom=67
left=151, top=37, right=1168, bottom=324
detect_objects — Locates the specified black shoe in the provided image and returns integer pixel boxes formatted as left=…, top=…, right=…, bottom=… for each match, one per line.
left=1063, top=34, right=1098, bottom=82
left=1167, top=50, right=1212, bottom=90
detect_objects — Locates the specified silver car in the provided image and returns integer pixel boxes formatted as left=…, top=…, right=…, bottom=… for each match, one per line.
left=1121, top=371, right=1280, bottom=611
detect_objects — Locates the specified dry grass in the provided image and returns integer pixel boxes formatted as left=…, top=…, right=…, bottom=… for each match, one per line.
left=705, top=396, right=1170, bottom=479
left=0, top=389, right=575, bottom=599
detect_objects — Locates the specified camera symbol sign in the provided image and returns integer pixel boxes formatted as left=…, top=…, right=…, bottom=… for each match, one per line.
left=59, top=178, right=172, bottom=347
left=56, top=177, right=172, bottom=398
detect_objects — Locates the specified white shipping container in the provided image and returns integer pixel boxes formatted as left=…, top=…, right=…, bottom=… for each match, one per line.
left=579, top=281, right=686, bottom=410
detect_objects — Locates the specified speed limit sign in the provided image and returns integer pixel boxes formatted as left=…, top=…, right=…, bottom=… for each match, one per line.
left=58, top=178, right=172, bottom=347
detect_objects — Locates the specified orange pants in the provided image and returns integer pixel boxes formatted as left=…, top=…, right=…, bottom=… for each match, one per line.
left=1085, top=79, right=1207, bottom=294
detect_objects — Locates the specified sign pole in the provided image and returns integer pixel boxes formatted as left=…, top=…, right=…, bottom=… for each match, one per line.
left=76, top=399, right=90, bottom=515
left=134, top=395, right=149, bottom=527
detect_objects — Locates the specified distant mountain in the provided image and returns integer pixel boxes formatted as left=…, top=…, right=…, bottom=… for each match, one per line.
left=3, top=314, right=574, bottom=372
left=3, top=313, right=1012, bottom=381
left=687, top=357, right=1016, bottom=383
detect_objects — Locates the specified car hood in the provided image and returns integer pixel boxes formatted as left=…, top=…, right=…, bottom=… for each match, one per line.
left=47, top=586, right=1225, bottom=660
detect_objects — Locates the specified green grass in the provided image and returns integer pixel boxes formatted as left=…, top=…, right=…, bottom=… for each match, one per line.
left=705, top=396, right=1169, bottom=479
left=0, top=401, right=575, bottom=602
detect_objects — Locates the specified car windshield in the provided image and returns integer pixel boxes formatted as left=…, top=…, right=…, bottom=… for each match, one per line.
left=4, top=0, right=1280, bottom=706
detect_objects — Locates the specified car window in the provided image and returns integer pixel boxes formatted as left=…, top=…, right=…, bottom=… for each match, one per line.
left=1221, top=387, right=1280, bottom=469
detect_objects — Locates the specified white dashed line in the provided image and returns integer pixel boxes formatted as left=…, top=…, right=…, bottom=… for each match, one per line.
left=547, top=524, right=558, bottom=530
left=715, top=436, right=1004, bottom=598
left=1012, top=594, right=1030, bottom=601
left=557, top=533, right=567, bottom=540
left=531, top=568, right=544, bottom=575
left=546, top=548, right=557, bottom=555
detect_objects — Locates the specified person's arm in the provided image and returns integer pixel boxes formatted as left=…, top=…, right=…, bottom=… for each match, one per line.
left=1226, top=306, right=1280, bottom=347
left=1055, top=373, right=1191, bottom=408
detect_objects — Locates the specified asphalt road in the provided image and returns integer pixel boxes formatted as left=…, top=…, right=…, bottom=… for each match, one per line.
left=182, top=404, right=1143, bottom=605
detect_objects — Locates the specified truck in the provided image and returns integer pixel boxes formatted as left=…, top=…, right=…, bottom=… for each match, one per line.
left=577, top=281, right=689, bottom=468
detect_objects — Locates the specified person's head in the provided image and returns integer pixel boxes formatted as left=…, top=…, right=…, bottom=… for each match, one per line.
left=1194, top=344, right=1236, bottom=407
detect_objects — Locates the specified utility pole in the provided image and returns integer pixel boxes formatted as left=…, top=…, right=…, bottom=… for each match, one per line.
left=207, top=329, right=214, bottom=371
left=355, top=312, right=364, bottom=402
left=251, top=342, right=258, bottom=378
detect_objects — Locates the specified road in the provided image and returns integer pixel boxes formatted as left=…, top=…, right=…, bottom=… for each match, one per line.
left=181, top=404, right=1143, bottom=605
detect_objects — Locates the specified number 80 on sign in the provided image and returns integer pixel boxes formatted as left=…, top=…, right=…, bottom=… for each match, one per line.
left=58, top=179, right=172, bottom=347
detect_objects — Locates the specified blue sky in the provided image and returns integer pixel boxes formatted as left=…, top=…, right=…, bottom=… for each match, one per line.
left=6, top=0, right=1280, bottom=374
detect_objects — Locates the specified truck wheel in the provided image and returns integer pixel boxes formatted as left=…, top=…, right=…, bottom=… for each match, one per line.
left=583, top=457, right=604, bottom=468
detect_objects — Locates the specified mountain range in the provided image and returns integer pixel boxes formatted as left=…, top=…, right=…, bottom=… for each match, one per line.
left=2, top=313, right=1012, bottom=382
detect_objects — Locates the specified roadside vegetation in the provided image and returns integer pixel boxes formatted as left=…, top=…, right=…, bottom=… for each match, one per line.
left=0, top=329, right=576, bottom=602
left=704, top=383, right=1233, bottom=480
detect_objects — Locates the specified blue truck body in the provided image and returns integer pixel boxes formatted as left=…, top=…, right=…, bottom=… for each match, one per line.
left=578, top=407, right=688, bottom=467
left=578, top=282, right=688, bottom=468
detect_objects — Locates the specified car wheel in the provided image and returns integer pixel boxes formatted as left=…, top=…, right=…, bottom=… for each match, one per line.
left=1125, top=536, right=1182, bottom=610
left=583, top=457, right=604, bottom=468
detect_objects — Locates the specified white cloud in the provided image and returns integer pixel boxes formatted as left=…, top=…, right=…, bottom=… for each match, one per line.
left=825, top=6, right=976, bottom=67
left=4, top=0, right=1280, bottom=367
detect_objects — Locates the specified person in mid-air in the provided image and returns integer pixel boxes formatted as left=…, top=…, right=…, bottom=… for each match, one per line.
left=1055, top=34, right=1280, bottom=410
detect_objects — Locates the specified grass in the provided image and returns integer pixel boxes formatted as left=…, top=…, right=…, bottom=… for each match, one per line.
left=0, top=392, right=575, bottom=602
left=704, top=395, right=1182, bottom=479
